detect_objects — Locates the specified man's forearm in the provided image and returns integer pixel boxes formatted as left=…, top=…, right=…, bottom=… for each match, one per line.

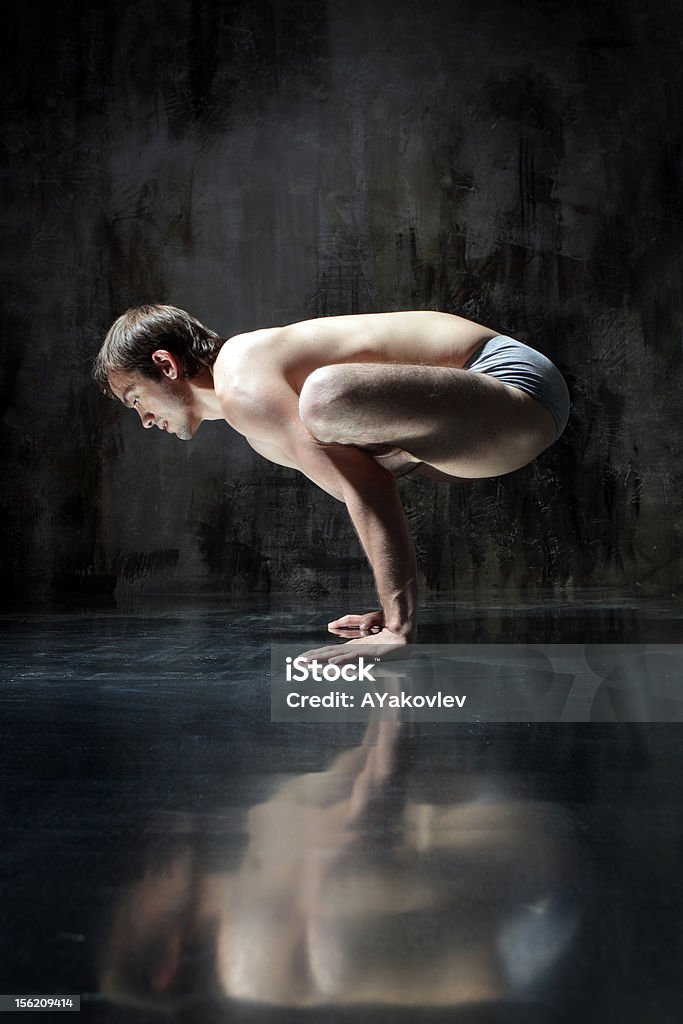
left=279, top=425, right=419, bottom=639
left=342, top=477, right=418, bottom=640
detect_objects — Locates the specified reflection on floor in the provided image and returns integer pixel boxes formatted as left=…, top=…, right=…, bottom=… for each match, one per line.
left=1, top=593, right=682, bottom=1023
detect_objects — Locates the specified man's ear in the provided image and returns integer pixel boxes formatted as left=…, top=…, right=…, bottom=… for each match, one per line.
left=151, top=350, right=180, bottom=380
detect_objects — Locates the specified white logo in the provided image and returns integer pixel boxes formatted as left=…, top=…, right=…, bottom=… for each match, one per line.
left=285, top=656, right=376, bottom=683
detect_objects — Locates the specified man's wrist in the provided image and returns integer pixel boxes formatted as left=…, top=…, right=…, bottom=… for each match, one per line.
left=383, top=619, right=415, bottom=641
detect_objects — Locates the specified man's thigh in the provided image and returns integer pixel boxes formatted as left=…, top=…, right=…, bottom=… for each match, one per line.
left=298, top=362, right=557, bottom=478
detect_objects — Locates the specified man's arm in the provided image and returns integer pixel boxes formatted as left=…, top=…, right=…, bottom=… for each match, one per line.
left=295, top=440, right=418, bottom=642
left=223, top=380, right=418, bottom=644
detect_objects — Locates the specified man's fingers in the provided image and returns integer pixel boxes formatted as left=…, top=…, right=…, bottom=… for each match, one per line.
left=300, top=631, right=410, bottom=666
left=328, top=611, right=384, bottom=629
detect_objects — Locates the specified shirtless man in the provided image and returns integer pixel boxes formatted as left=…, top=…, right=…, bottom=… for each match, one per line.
left=94, top=307, right=569, bottom=654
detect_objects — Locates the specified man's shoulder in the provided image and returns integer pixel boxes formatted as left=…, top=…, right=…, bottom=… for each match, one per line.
left=214, top=326, right=286, bottom=389
left=215, top=325, right=284, bottom=368
left=212, top=326, right=295, bottom=437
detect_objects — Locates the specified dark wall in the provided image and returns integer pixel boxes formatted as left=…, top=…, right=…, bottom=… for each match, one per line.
left=1, top=0, right=681, bottom=605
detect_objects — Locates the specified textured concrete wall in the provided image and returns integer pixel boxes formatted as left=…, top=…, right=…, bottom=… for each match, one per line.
left=1, top=0, right=681, bottom=606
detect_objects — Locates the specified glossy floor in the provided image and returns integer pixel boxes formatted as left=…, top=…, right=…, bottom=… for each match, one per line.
left=1, top=593, right=682, bottom=1023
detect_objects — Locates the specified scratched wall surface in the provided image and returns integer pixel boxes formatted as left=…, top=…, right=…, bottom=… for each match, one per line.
left=1, top=0, right=681, bottom=606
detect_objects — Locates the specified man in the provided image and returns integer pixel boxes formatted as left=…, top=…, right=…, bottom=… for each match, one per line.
left=94, top=306, right=569, bottom=655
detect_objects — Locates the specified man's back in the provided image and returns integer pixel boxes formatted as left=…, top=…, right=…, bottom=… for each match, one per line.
left=213, top=310, right=497, bottom=401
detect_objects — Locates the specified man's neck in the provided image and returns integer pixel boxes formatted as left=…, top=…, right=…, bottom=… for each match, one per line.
left=187, top=368, right=225, bottom=422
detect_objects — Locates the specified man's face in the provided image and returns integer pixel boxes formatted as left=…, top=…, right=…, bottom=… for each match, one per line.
left=108, top=365, right=198, bottom=441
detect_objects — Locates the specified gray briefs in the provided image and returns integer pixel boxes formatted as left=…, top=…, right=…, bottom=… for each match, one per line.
left=464, top=335, right=570, bottom=440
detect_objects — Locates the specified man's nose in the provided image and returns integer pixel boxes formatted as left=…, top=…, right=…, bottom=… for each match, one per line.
left=140, top=410, right=154, bottom=429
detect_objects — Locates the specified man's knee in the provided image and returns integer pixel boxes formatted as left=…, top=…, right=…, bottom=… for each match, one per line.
left=299, top=366, right=353, bottom=443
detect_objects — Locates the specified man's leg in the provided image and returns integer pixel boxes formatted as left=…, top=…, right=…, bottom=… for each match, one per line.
left=298, top=363, right=557, bottom=479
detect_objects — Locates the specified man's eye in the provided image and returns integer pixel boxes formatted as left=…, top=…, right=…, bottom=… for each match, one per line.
left=132, top=398, right=139, bottom=408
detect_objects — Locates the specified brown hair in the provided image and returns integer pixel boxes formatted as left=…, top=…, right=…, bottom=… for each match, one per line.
left=93, top=305, right=224, bottom=397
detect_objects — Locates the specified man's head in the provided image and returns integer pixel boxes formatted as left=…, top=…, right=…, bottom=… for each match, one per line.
left=94, top=305, right=223, bottom=440
left=94, top=304, right=223, bottom=394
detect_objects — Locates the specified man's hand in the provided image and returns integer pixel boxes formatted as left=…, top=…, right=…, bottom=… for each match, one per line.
left=300, top=627, right=411, bottom=666
left=328, top=611, right=385, bottom=636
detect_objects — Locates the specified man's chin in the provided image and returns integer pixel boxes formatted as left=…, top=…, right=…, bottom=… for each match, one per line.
left=174, top=424, right=197, bottom=441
